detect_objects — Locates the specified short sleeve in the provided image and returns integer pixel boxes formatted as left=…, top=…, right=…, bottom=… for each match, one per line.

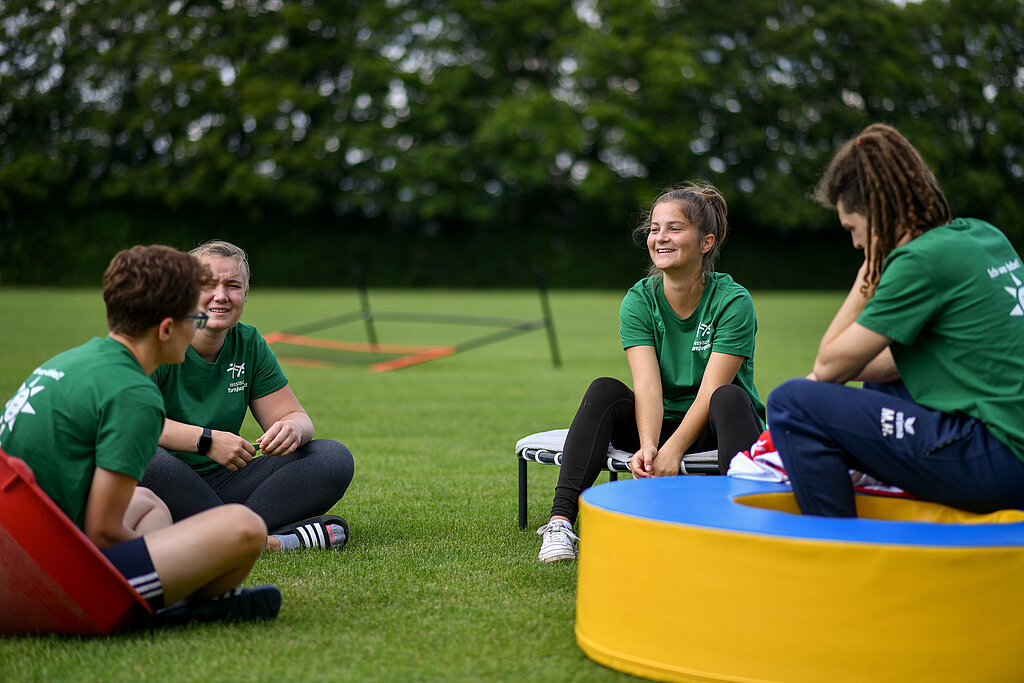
left=250, top=333, right=289, bottom=400
left=710, top=289, right=756, bottom=358
left=619, top=284, right=657, bottom=349
left=94, top=385, right=165, bottom=481
left=858, top=250, right=940, bottom=345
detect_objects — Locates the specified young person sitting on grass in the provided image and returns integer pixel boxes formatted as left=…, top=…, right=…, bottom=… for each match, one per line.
left=537, top=181, right=766, bottom=562
left=0, top=245, right=280, bottom=622
left=141, top=240, right=354, bottom=551
left=768, top=123, right=1024, bottom=517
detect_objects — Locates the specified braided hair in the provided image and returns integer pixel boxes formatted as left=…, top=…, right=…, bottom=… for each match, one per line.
left=813, top=123, right=950, bottom=293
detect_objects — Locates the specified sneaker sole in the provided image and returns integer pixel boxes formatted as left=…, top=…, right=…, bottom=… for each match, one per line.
left=539, top=548, right=577, bottom=563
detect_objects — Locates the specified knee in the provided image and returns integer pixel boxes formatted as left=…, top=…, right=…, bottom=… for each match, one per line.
left=766, top=378, right=814, bottom=427
left=708, top=384, right=748, bottom=414
left=313, top=439, right=355, bottom=478
left=582, top=377, right=630, bottom=406
left=133, top=485, right=165, bottom=509
left=221, top=504, right=268, bottom=554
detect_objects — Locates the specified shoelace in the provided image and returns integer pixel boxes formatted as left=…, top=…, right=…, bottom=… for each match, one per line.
left=537, top=522, right=579, bottom=542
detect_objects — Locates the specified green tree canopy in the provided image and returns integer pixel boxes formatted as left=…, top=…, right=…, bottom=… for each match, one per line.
left=1, top=0, right=1021, bottom=286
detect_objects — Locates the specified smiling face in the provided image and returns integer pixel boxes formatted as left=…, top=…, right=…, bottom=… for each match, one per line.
left=199, top=255, right=249, bottom=331
left=837, top=199, right=870, bottom=255
left=646, top=200, right=714, bottom=275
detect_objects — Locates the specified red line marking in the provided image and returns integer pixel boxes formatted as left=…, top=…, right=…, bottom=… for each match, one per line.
left=263, top=332, right=441, bottom=355
left=370, top=346, right=457, bottom=372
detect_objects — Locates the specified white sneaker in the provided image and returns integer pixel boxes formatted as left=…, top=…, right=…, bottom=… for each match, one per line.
left=536, top=520, right=579, bottom=562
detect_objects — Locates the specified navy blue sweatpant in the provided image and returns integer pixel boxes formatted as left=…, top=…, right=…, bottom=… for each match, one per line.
left=768, top=378, right=1024, bottom=517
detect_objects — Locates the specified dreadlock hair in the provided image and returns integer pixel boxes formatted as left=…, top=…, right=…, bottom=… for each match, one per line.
left=813, top=123, right=950, bottom=293
left=634, top=180, right=729, bottom=278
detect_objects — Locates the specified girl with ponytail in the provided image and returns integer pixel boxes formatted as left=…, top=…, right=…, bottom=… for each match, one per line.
left=537, top=181, right=765, bottom=562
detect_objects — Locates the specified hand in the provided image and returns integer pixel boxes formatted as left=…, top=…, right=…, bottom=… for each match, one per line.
left=207, top=431, right=257, bottom=471
left=630, top=444, right=659, bottom=479
left=256, top=420, right=302, bottom=457
left=650, top=449, right=683, bottom=477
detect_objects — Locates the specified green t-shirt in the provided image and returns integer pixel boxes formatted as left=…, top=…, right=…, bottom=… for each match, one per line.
left=0, top=337, right=165, bottom=528
left=151, top=322, right=289, bottom=473
left=858, top=218, right=1024, bottom=461
left=619, top=273, right=765, bottom=423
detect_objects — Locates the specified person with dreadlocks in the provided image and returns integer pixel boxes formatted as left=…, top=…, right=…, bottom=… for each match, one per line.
left=767, top=123, right=1024, bottom=517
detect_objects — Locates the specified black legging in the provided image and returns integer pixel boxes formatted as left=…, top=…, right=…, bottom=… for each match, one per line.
left=550, top=377, right=762, bottom=524
left=141, top=438, right=355, bottom=533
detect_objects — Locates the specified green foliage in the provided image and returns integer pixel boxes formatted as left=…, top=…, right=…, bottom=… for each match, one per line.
left=1, top=0, right=1021, bottom=285
left=0, top=286, right=839, bottom=682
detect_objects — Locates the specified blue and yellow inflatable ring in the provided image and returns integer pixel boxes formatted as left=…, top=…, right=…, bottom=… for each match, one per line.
left=576, top=476, right=1024, bottom=683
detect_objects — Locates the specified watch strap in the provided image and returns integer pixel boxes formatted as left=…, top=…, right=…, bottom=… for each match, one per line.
left=196, top=427, right=213, bottom=456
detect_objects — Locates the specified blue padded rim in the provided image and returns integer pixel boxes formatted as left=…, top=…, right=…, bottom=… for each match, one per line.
left=580, top=476, right=1024, bottom=547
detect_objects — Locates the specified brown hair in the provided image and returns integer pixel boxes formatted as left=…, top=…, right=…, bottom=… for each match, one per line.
left=634, top=180, right=729, bottom=277
left=190, top=239, right=251, bottom=285
left=813, top=123, right=950, bottom=292
left=103, top=245, right=212, bottom=337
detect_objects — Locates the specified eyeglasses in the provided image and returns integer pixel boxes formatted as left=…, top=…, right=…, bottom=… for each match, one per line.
left=182, top=312, right=209, bottom=329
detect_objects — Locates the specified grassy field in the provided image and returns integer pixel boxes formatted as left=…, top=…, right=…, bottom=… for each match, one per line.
left=0, top=286, right=842, bottom=682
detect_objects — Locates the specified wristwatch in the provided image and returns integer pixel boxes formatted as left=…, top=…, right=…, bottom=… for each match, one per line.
left=196, top=427, right=213, bottom=457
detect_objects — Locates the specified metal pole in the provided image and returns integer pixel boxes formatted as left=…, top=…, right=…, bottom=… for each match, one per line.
left=354, top=264, right=379, bottom=346
left=534, top=266, right=562, bottom=368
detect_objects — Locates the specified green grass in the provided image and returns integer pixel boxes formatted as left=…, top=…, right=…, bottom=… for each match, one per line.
left=0, top=287, right=842, bottom=682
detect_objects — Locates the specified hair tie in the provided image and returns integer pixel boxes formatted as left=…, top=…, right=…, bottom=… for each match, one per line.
left=855, top=139, right=862, bottom=146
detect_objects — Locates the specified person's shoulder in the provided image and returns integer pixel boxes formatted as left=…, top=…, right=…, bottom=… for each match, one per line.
left=226, top=322, right=272, bottom=353
left=624, top=276, right=658, bottom=298
left=88, top=339, right=161, bottom=396
left=233, top=322, right=263, bottom=339
left=621, top=276, right=658, bottom=309
left=708, top=272, right=753, bottom=300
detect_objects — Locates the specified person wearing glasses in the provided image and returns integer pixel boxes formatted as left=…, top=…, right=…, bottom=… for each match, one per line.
left=0, top=245, right=281, bottom=622
left=141, top=240, right=355, bottom=551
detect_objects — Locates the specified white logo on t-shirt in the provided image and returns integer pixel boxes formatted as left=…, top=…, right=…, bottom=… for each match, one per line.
left=0, top=377, right=46, bottom=442
left=1002, top=272, right=1024, bottom=317
left=692, top=322, right=713, bottom=352
left=227, top=363, right=246, bottom=378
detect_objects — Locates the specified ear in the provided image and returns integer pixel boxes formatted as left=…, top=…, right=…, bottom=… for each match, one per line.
left=156, top=317, right=175, bottom=341
left=701, top=233, right=716, bottom=254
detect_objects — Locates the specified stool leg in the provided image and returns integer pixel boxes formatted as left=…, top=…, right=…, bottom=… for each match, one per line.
left=518, top=458, right=528, bottom=530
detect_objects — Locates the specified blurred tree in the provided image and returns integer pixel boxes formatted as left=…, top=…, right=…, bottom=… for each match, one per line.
left=0, top=0, right=1020, bottom=286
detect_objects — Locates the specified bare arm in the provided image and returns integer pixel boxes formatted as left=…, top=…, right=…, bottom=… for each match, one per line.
left=646, top=352, right=745, bottom=477
left=813, top=263, right=894, bottom=384
left=249, top=384, right=314, bottom=456
left=83, top=467, right=141, bottom=549
left=626, top=345, right=663, bottom=477
left=159, top=419, right=257, bottom=472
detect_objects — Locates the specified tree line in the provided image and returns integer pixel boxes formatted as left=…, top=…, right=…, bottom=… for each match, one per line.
left=1, top=0, right=1021, bottom=288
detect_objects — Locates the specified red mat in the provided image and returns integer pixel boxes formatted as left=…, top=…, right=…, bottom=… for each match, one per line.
left=0, top=448, right=152, bottom=635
